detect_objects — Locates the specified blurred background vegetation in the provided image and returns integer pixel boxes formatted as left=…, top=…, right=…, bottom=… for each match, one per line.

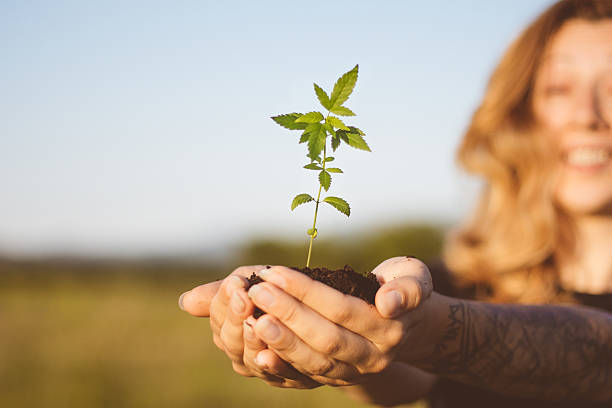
left=0, top=222, right=443, bottom=408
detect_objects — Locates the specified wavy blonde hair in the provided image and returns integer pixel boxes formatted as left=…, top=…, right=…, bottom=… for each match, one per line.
left=443, top=0, right=612, bottom=303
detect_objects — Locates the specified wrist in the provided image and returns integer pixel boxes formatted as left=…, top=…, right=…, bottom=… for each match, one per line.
left=396, top=292, right=451, bottom=366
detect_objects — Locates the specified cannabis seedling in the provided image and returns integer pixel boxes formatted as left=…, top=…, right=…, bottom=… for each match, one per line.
left=271, top=64, right=371, bottom=267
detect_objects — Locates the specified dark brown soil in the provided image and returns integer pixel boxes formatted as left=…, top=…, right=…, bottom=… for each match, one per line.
left=246, top=265, right=380, bottom=318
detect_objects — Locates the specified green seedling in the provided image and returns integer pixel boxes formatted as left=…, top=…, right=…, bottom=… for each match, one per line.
left=271, top=64, right=371, bottom=267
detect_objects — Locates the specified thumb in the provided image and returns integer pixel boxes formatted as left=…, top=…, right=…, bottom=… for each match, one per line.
left=179, top=280, right=222, bottom=317
left=372, top=256, right=433, bottom=318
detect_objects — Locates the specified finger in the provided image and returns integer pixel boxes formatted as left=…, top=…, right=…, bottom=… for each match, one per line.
left=240, top=319, right=291, bottom=384
left=255, top=266, right=386, bottom=335
left=376, top=276, right=428, bottom=318
left=372, top=257, right=433, bottom=318
left=255, top=349, right=322, bottom=389
left=210, top=275, right=247, bottom=329
left=179, top=280, right=222, bottom=316
left=247, top=281, right=378, bottom=369
left=212, top=333, right=225, bottom=351
left=209, top=265, right=264, bottom=328
left=252, top=314, right=361, bottom=384
left=219, top=289, right=254, bottom=363
left=242, top=318, right=268, bottom=372
left=371, top=256, right=432, bottom=295
left=231, top=361, right=255, bottom=377
left=242, top=318, right=319, bottom=388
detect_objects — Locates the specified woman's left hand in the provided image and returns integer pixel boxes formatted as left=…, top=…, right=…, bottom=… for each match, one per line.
left=246, top=256, right=441, bottom=386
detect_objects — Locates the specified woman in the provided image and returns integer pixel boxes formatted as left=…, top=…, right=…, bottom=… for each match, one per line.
left=179, top=1, right=612, bottom=406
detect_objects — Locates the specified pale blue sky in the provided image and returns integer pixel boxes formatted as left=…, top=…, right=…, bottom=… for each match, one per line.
left=0, top=0, right=555, bottom=257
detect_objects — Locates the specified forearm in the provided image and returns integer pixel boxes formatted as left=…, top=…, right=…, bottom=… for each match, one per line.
left=341, top=362, right=436, bottom=407
left=409, top=293, right=612, bottom=403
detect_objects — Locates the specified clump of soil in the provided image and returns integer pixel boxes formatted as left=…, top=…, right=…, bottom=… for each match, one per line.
left=246, top=265, right=380, bottom=318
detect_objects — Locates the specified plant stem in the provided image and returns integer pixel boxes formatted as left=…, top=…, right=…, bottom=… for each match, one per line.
left=306, top=116, right=329, bottom=268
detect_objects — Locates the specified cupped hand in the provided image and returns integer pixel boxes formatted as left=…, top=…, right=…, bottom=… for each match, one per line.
left=245, top=256, right=437, bottom=386
left=179, top=266, right=321, bottom=389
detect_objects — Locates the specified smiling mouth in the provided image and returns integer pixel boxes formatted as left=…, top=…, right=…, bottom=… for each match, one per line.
left=563, top=147, right=612, bottom=168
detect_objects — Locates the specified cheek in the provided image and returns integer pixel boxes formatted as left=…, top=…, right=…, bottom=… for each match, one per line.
left=533, top=99, right=572, bottom=130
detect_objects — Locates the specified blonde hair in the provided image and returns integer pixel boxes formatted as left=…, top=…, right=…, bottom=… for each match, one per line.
left=444, top=0, right=612, bottom=303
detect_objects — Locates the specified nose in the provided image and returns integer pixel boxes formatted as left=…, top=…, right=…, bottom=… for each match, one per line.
left=573, top=83, right=610, bottom=131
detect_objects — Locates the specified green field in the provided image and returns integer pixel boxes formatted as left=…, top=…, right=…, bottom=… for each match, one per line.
left=0, top=266, right=425, bottom=408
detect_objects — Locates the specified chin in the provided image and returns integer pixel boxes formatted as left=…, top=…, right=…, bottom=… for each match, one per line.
left=556, top=195, right=612, bottom=217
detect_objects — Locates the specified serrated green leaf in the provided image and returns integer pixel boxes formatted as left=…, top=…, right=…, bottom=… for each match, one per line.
left=348, top=126, right=365, bottom=135
left=326, top=116, right=349, bottom=131
left=331, top=135, right=340, bottom=152
left=330, top=64, right=358, bottom=109
left=324, top=157, right=335, bottom=162
left=291, top=193, right=314, bottom=210
left=314, top=83, right=331, bottom=110
left=299, top=131, right=309, bottom=144
left=319, top=170, right=331, bottom=191
left=346, top=132, right=371, bottom=151
left=303, top=163, right=322, bottom=170
left=337, top=129, right=350, bottom=144
left=305, top=122, right=321, bottom=133
left=323, top=196, right=350, bottom=216
left=330, top=106, right=356, bottom=116
left=295, top=111, right=324, bottom=124
left=327, top=167, right=343, bottom=173
left=307, top=124, right=325, bottom=162
left=271, top=113, right=308, bottom=130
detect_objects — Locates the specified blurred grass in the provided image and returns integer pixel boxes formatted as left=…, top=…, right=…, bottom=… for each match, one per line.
left=0, top=223, right=441, bottom=407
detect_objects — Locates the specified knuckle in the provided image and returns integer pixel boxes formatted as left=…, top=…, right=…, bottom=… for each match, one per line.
left=279, top=303, right=300, bottom=326
left=387, top=323, right=404, bottom=346
left=271, top=327, right=298, bottom=353
left=291, top=281, right=311, bottom=303
left=219, top=327, right=242, bottom=355
left=315, top=332, right=343, bottom=356
left=361, top=355, right=391, bottom=375
left=320, top=340, right=342, bottom=356
left=409, top=279, right=423, bottom=309
left=212, top=334, right=225, bottom=351
left=310, top=359, right=334, bottom=376
left=209, top=301, right=224, bottom=326
left=232, top=266, right=251, bottom=276
left=329, top=305, right=352, bottom=325
left=210, top=316, right=221, bottom=334
left=232, top=361, right=253, bottom=377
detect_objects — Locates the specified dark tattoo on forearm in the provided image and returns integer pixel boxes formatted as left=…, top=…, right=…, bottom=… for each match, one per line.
left=433, top=302, right=463, bottom=355
left=426, top=301, right=612, bottom=402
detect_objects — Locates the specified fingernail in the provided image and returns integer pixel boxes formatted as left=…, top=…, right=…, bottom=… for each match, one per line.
left=178, top=291, right=189, bottom=311
left=258, top=318, right=280, bottom=341
left=381, top=291, right=403, bottom=317
left=248, top=285, right=275, bottom=308
left=255, top=351, right=268, bottom=369
left=243, top=321, right=255, bottom=340
left=258, top=268, right=286, bottom=289
left=231, top=292, right=245, bottom=314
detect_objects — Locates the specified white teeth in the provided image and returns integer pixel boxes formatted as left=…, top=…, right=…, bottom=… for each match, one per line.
left=566, top=147, right=610, bottom=166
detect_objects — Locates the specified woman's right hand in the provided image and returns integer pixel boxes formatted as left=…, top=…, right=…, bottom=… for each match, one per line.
left=180, top=265, right=321, bottom=389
